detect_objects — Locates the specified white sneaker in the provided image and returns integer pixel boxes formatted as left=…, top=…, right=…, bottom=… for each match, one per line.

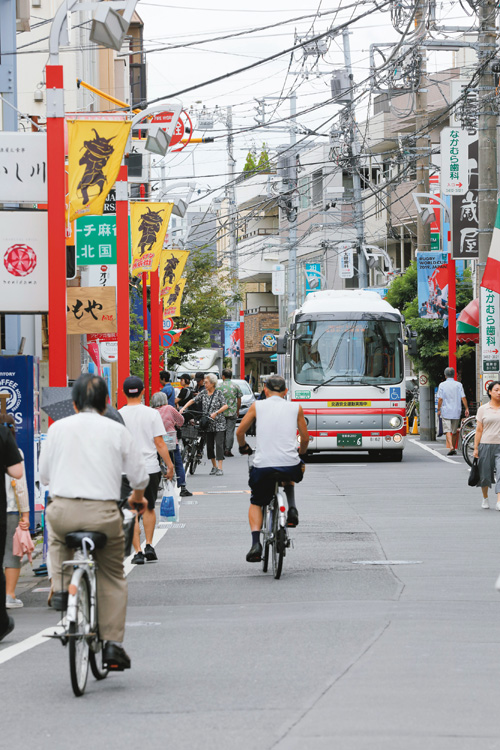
left=496, top=501, right=500, bottom=511
left=482, top=498, right=489, bottom=509
left=216, top=468, right=224, bottom=476
left=6, top=595, right=23, bottom=609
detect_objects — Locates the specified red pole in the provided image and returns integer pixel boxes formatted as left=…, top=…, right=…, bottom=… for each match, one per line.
left=46, top=65, right=67, bottom=388
left=116, top=165, right=129, bottom=407
left=448, top=255, right=457, bottom=374
left=142, top=272, right=150, bottom=404
left=239, top=310, right=245, bottom=379
left=150, top=269, right=160, bottom=395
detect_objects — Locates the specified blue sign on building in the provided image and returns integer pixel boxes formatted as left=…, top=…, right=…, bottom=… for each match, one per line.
left=305, top=263, right=322, bottom=295
left=0, top=356, right=39, bottom=529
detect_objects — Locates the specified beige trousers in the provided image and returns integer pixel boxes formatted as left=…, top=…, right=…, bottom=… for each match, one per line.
left=46, top=497, right=127, bottom=643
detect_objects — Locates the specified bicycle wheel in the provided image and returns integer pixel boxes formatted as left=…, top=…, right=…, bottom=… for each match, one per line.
left=262, top=506, right=271, bottom=573
left=89, top=641, right=109, bottom=681
left=271, top=503, right=285, bottom=580
left=69, top=573, right=91, bottom=697
left=461, top=417, right=477, bottom=441
left=462, top=431, right=475, bottom=467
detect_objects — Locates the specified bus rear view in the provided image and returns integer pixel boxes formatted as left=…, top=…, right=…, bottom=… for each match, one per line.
left=284, top=290, right=406, bottom=460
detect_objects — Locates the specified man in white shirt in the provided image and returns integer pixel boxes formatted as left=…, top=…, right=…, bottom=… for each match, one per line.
left=40, top=374, right=149, bottom=671
left=119, top=376, right=174, bottom=565
left=437, top=367, right=469, bottom=455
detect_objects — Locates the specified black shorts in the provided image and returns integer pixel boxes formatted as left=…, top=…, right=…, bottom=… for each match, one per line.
left=121, top=472, right=161, bottom=511
left=248, top=462, right=304, bottom=507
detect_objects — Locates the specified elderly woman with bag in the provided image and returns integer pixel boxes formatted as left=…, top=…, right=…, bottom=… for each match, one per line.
left=473, top=380, right=500, bottom=510
left=150, top=391, right=193, bottom=497
left=180, top=373, right=228, bottom=476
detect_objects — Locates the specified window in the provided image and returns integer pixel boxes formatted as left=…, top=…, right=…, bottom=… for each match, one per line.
left=311, top=170, right=323, bottom=205
left=298, top=177, right=310, bottom=210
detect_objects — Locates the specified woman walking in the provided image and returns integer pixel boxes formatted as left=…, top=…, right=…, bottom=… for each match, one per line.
left=473, top=380, right=500, bottom=510
left=180, top=373, right=228, bottom=475
left=151, top=391, right=193, bottom=497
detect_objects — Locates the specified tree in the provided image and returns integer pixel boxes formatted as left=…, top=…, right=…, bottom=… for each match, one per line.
left=242, top=150, right=257, bottom=178
left=256, top=143, right=271, bottom=173
left=385, top=261, right=474, bottom=386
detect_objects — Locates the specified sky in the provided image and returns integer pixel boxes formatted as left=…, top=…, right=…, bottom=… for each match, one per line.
left=134, top=0, right=473, bottom=208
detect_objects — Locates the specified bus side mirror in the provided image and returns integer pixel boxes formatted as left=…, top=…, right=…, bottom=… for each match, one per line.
left=277, top=333, right=288, bottom=354
left=406, top=330, right=418, bottom=357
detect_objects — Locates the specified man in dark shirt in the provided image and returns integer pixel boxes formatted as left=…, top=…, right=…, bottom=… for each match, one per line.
left=159, top=371, right=175, bottom=406
left=0, top=425, right=23, bottom=641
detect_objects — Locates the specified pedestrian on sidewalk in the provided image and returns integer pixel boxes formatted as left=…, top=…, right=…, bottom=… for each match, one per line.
left=180, top=373, right=228, bottom=476
left=120, top=376, right=174, bottom=565
left=473, top=380, right=500, bottom=510
left=159, top=370, right=176, bottom=407
left=0, top=422, right=23, bottom=642
left=437, top=367, right=469, bottom=455
left=40, top=373, right=149, bottom=671
left=0, top=415, right=30, bottom=609
left=151, top=391, right=192, bottom=497
left=175, top=373, right=194, bottom=410
left=220, top=368, right=242, bottom=457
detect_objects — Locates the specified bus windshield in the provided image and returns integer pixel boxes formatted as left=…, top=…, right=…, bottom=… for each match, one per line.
left=294, top=318, right=402, bottom=386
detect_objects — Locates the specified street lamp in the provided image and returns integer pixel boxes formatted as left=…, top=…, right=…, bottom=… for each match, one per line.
left=131, top=105, right=183, bottom=157
left=158, top=182, right=196, bottom=218
left=89, top=1, right=138, bottom=52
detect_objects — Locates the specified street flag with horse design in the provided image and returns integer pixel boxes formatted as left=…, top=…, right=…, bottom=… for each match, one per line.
left=130, top=202, right=173, bottom=275
left=67, top=121, right=131, bottom=222
left=163, top=277, right=187, bottom=317
left=158, top=249, right=189, bottom=297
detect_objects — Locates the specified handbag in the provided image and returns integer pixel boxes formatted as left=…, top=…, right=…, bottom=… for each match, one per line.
left=11, top=478, right=35, bottom=563
left=199, top=392, right=216, bottom=431
left=468, top=457, right=480, bottom=487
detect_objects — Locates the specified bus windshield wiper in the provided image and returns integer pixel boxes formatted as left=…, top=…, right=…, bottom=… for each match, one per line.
left=359, top=378, right=385, bottom=392
left=313, top=375, right=354, bottom=392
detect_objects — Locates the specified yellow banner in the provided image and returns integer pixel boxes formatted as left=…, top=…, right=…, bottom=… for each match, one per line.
left=163, top=277, right=187, bottom=317
left=159, top=249, right=190, bottom=297
left=130, top=202, right=173, bottom=275
left=327, top=401, right=372, bottom=408
left=67, top=121, right=131, bottom=223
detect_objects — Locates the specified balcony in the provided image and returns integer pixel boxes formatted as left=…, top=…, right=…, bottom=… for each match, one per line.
left=238, top=235, right=282, bottom=283
left=244, top=307, right=279, bottom=354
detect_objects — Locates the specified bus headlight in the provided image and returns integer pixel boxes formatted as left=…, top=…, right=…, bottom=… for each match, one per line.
left=394, top=434, right=402, bottom=443
left=389, top=416, right=403, bottom=429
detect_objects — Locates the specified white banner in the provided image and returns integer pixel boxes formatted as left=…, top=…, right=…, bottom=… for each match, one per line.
left=338, top=245, right=354, bottom=278
left=480, top=286, right=500, bottom=374
left=0, top=211, right=48, bottom=312
left=272, top=264, right=286, bottom=295
left=0, top=133, right=47, bottom=202
left=441, top=127, right=468, bottom=196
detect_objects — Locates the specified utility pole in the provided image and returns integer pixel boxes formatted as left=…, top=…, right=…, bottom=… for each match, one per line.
left=477, top=0, right=498, bottom=403
left=226, top=105, right=239, bottom=375
left=342, top=28, right=368, bottom=289
left=0, top=0, right=18, bottom=132
left=287, top=92, right=298, bottom=316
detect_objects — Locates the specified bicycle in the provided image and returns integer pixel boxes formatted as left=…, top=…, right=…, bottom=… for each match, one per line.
left=181, top=422, right=206, bottom=476
left=462, top=429, right=476, bottom=467
left=459, top=415, right=477, bottom=446
left=260, top=477, right=292, bottom=579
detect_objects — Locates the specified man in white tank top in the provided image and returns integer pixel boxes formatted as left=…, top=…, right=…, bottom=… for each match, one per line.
left=236, top=375, right=309, bottom=563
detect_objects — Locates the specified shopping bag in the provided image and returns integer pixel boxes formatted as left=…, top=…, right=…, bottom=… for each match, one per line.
left=437, top=416, right=443, bottom=438
left=160, top=480, right=179, bottom=522
left=468, top=458, right=480, bottom=487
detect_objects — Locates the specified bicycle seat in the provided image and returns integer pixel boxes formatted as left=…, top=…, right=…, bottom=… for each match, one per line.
left=65, top=531, right=107, bottom=550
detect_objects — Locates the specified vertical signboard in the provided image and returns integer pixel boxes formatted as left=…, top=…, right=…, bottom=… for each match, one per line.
left=417, top=252, right=449, bottom=319
left=0, top=356, right=37, bottom=528
left=224, top=321, right=240, bottom=356
left=441, top=127, right=468, bottom=196
left=305, top=262, right=322, bottom=294
left=451, top=139, right=478, bottom=260
left=480, top=287, right=500, bottom=373
left=338, top=245, right=354, bottom=279
left=272, top=264, right=285, bottom=295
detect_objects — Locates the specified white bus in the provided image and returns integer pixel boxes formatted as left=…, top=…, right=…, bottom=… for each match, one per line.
left=279, top=289, right=406, bottom=460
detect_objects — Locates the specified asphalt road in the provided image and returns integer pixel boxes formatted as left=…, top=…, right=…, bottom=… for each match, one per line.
left=1, top=438, right=500, bottom=749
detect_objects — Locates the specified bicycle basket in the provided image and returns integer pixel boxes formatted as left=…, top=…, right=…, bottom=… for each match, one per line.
left=181, top=424, right=199, bottom=440
left=122, top=508, right=135, bottom=557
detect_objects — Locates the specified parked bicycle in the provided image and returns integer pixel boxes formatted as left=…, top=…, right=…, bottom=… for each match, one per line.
left=462, top=429, right=476, bottom=467
left=181, top=421, right=206, bottom=476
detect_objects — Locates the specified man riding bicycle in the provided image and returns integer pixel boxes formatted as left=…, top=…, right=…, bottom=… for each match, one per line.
left=236, top=375, right=309, bottom=563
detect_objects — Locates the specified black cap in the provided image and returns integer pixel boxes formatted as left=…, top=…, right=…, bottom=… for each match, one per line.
left=123, top=376, right=144, bottom=396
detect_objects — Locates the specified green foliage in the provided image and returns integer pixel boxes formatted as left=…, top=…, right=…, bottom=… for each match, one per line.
left=242, top=145, right=272, bottom=179
left=243, top=151, right=257, bottom=177
left=256, top=144, right=271, bottom=172
left=385, top=261, right=474, bottom=386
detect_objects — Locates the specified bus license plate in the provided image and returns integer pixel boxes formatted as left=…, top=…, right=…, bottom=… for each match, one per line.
left=337, top=433, right=362, bottom=447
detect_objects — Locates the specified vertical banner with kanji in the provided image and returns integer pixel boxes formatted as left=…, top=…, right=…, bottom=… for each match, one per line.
left=67, top=121, right=131, bottom=222
left=452, top=139, right=478, bottom=260
left=480, top=287, right=500, bottom=373
left=163, top=277, right=187, bottom=317
left=158, top=249, right=189, bottom=297
left=130, top=202, right=173, bottom=276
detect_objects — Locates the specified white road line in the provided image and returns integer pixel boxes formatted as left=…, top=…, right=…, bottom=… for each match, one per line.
left=408, top=438, right=459, bottom=464
left=0, top=527, right=170, bottom=665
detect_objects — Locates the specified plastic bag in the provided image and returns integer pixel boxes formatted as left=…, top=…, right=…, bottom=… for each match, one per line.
left=160, top=480, right=179, bottom=522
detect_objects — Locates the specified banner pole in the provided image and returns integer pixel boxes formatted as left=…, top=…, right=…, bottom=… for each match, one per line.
left=448, top=255, right=457, bottom=373
left=116, top=165, right=129, bottom=407
left=142, top=271, right=150, bottom=404
left=46, top=65, right=67, bottom=388
left=150, top=269, right=160, bottom=394
left=239, top=310, right=245, bottom=379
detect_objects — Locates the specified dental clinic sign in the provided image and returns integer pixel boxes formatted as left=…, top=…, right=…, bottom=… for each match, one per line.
left=481, top=287, right=500, bottom=372
left=441, top=127, right=467, bottom=196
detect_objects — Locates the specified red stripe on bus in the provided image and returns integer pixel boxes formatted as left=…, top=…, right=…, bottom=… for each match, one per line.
left=303, top=408, right=406, bottom=416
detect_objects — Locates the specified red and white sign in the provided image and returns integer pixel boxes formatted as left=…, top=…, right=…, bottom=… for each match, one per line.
left=87, top=332, right=118, bottom=343
left=101, top=340, right=118, bottom=362
left=0, top=212, right=48, bottom=312
left=152, top=112, right=185, bottom=147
